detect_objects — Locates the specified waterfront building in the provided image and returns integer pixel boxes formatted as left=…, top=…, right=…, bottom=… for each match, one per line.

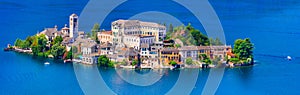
left=196, top=45, right=232, bottom=61
left=140, top=43, right=162, bottom=68
left=140, top=43, right=150, bottom=58
left=111, top=20, right=166, bottom=46
left=178, top=46, right=199, bottom=63
left=81, top=41, right=98, bottom=55
left=97, top=31, right=113, bottom=44
left=78, top=38, right=100, bottom=64
left=99, top=43, right=114, bottom=55
left=209, top=45, right=232, bottom=60
left=122, top=35, right=155, bottom=50
left=117, top=47, right=139, bottom=63
left=81, top=54, right=100, bottom=65
left=159, top=48, right=181, bottom=66
left=69, top=13, right=79, bottom=39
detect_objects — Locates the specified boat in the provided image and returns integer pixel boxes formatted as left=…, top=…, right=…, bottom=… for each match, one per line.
left=44, top=62, right=50, bottom=65
left=287, top=56, right=292, bottom=61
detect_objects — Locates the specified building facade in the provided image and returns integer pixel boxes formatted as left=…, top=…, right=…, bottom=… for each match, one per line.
left=179, top=46, right=199, bottom=63
left=159, top=48, right=181, bottom=66
left=111, top=20, right=166, bottom=45
left=98, top=31, right=113, bottom=44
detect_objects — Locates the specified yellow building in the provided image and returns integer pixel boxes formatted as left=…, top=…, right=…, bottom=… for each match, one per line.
left=197, top=46, right=232, bottom=60
left=98, top=31, right=113, bottom=44
left=159, top=48, right=181, bottom=66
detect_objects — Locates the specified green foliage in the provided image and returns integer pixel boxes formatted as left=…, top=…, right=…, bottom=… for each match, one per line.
left=52, top=36, right=63, bottom=45
left=37, top=52, right=45, bottom=57
left=165, top=35, right=171, bottom=40
left=185, top=58, right=193, bottom=65
left=14, top=38, right=23, bottom=48
left=199, top=54, right=212, bottom=64
left=37, top=34, right=48, bottom=52
left=25, top=36, right=34, bottom=45
left=209, top=38, right=223, bottom=45
left=31, top=45, right=39, bottom=56
left=86, top=32, right=91, bottom=38
left=175, top=44, right=181, bottom=48
left=72, top=46, right=78, bottom=53
left=30, top=34, right=48, bottom=56
left=45, top=50, right=51, bottom=57
left=50, top=43, right=66, bottom=59
left=168, top=24, right=173, bottom=33
left=199, top=54, right=208, bottom=60
left=91, top=23, right=100, bottom=40
left=65, top=48, right=73, bottom=60
left=166, top=23, right=210, bottom=46
left=186, top=23, right=210, bottom=46
left=201, top=58, right=212, bottom=64
left=169, top=60, right=177, bottom=66
left=233, top=38, right=254, bottom=60
left=98, top=55, right=114, bottom=67
left=95, top=35, right=100, bottom=44
left=108, top=61, right=115, bottom=67
left=131, top=59, right=138, bottom=66
left=229, top=58, right=239, bottom=63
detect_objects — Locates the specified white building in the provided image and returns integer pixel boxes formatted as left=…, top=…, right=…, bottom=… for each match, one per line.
left=77, top=38, right=100, bottom=64
left=178, top=46, right=200, bottom=63
left=123, top=35, right=155, bottom=50
left=111, top=20, right=166, bottom=46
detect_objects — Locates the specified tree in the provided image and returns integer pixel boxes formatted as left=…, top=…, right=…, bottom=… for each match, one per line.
left=37, top=34, right=48, bottom=52
left=186, top=23, right=210, bottom=46
left=210, top=38, right=223, bottom=45
left=50, top=43, right=66, bottom=59
left=14, top=38, right=23, bottom=48
left=86, top=32, right=91, bottom=38
left=98, top=55, right=110, bottom=67
left=52, top=36, right=63, bottom=45
left=168, top=24, right=173, bottom=33
left=185, top=58, right=193, bottom=65
left=31, top=45, right=39, bottom=56
left=65, top=47, right=73, bottom=59
left=91, top=23, right=100, bottom=40
left=95, top=35, right=100, bottom=44
left=233, top=38, right=254, bottom=61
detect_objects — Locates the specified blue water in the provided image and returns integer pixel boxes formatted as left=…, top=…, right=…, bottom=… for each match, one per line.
left=1, top=0, right=300, bottom=94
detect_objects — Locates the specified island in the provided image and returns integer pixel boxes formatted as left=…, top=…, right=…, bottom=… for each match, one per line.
left=5, top=13, right=254, bottom=69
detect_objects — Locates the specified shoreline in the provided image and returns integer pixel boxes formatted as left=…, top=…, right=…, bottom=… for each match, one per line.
left=4, top=47, right=254, bottom=69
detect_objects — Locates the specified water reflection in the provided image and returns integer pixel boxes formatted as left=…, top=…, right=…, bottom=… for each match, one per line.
left=115, top=68, right=164, bottom=86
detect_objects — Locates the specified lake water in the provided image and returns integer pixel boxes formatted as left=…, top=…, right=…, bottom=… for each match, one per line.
left=1, top=0, right=300, bottom=94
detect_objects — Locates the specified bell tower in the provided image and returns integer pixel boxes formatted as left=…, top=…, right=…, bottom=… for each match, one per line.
left=69, top=13, right=78, bottom=39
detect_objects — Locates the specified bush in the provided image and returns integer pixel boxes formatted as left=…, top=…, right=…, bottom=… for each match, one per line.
left=169, top=60, right=177, bottom=66
left=229, top=58, right=239, bottom=64
left=185, top=58, right=193, bottom=65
